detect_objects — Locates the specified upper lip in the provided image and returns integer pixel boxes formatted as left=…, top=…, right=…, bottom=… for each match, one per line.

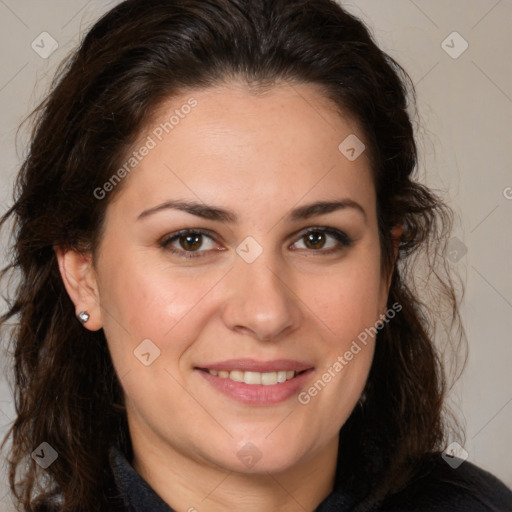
left=197, top=359, right=314, bottom=373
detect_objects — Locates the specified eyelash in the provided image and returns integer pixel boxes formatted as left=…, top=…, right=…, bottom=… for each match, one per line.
left=159, top=227, right=353, bottom=260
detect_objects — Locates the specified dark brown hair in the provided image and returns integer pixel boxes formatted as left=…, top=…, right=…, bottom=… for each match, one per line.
left=0, top=0, right=466, bottom=510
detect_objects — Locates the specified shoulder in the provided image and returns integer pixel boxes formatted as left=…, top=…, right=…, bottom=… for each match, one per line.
left=379, top=453, right=512, bottom=511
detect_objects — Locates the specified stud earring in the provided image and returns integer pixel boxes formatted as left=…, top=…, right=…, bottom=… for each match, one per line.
left=78, top=311, right=90, bottom=324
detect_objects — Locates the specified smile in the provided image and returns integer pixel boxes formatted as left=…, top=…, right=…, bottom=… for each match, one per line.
left=195, top=360, right=314, bottom=405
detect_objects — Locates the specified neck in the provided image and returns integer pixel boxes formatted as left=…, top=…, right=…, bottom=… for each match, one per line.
left=130, top=430, right=339, bottom=512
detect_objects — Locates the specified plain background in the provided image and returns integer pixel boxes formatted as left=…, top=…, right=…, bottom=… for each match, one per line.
left=0, top=1, right=511, bottom=509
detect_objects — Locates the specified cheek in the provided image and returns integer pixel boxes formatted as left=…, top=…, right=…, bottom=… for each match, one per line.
left=296, top=260, right=381, bottom=426
left=96, top=250, right=221, bottom=369
left=298, top=253, right=383, bottom=347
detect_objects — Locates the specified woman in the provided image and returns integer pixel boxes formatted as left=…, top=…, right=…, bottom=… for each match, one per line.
left=1, top=0, right=511, bottom=511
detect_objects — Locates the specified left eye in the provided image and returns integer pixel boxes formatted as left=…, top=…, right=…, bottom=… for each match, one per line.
left=160, top=227, right=352, bottom=259
left=291, top=228, right=352, bottom=252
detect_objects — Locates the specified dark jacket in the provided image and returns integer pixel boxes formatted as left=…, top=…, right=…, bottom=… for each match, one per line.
left=107, top=443, right=512, bottom=511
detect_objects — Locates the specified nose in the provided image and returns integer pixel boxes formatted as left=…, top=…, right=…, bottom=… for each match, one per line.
left=221, top=251, right=302, bottom=342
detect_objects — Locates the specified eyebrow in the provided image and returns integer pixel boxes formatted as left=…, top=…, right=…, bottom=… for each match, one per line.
left=137, top=198, right=367, bottom=223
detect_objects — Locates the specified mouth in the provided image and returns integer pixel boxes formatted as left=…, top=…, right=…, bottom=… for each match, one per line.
left=195, top=359, right=314, bottom=405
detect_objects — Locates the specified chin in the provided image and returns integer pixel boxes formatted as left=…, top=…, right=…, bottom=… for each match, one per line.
left=202, top=437, right=310, bottom=476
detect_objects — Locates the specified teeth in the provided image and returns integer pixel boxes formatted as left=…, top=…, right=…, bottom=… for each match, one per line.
left=261, top=372, right=277, bottom=385
left=244, top=371, right=261, bottom=385
left=208, top=369, right=298, bottom=385
left=229, top=370, right=244, bottom=382
left=277, top=370, right=287, bottom=383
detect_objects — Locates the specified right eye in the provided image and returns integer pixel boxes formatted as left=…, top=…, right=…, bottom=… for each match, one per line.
left=159, top=229, right=222, bottom=259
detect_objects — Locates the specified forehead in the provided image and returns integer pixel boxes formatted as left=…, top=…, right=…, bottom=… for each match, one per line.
left=108, top=82, right=375, bottom=223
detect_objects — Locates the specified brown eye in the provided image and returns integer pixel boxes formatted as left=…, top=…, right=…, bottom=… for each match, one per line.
left=292, top=227, right=353, bottom=253
left=160, top=229, right=218, bottom=259
left=303, top=231, right=327, bottom=250
left=178, top=233, right=203, bottom=251
left=160, top=226, right=352, bottom=260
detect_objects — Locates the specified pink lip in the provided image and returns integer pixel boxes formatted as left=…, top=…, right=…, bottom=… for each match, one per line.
left=196, top=358, right=313, bottom=373
left=195, top=359, right=315, bottom=405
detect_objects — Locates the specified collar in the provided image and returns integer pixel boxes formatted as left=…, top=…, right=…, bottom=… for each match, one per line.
left=108, top=444, right=175, bottom=512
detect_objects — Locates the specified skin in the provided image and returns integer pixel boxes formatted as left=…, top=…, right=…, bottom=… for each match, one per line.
left=57, top=82, right=401, bottom=512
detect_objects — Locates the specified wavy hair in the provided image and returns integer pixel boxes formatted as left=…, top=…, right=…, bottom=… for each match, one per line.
left=0, top=0, right=466, bottom=510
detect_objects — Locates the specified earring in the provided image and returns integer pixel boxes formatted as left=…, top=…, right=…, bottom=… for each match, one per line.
left=78, top=311, right=90, bottom=324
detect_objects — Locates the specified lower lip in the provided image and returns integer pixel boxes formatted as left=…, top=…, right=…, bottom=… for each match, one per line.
left=197, top=369, right=314, bottom=405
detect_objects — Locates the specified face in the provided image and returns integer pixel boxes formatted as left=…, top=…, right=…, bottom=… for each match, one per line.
left=67, top=82, right=393, bottom=475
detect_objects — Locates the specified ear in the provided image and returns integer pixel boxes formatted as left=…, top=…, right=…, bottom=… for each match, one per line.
left=391, top=223, right=403, bottom=265
left=54, top=246, right=103, bottom=331
left=379, top=223, right=403, bottom=315
left=386, top=223, right=403, bottom=289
